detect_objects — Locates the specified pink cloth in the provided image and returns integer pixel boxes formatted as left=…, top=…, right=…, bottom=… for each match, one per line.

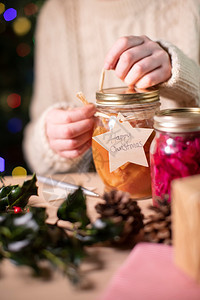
left=99, top=243, right=200, bottom=300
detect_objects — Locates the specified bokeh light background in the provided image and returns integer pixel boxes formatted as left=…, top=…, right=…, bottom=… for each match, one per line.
left=0, top=0, right=45, bottom=176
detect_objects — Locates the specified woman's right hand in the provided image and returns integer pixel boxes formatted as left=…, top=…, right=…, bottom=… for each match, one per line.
left=104, top=35, right=172, bottom=88
left=45, top=104, right=96, bottom=159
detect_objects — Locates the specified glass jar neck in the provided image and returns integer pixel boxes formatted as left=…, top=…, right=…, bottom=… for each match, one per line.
left=96, top=102, right=160, bottom=121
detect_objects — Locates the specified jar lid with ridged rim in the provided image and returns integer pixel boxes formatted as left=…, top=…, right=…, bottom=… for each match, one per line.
left=96, top=86, right=160, bottom=106
left=153, top=108, right=200, bottom=133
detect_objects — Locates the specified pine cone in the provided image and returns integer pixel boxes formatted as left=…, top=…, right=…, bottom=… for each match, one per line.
left=95, top=190, right=144, bottom=247
left=144, top=200, right=172, bottom=245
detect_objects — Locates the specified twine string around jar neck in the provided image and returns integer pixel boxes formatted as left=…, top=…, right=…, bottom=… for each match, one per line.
left=76, top=90, right=128, bottom=121
left=76, top=91, right=157, bottom=122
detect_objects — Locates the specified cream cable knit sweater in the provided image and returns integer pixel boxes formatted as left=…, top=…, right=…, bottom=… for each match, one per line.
left=23, top=0, right=200, bottom=175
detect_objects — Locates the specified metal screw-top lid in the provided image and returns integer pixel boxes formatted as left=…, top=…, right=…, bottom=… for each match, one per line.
left=153, top=108, right=200, bottom=133
left=96, top=86, right=160, bottom=106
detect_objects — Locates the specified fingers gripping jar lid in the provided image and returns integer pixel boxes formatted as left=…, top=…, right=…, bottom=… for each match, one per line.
left=96, top=86, right=160, bottom=106
left=97, top=69, right=160, bottom=107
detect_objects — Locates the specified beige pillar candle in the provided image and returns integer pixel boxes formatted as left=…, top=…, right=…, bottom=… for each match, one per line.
left=172, top=174, right=200, bottom=284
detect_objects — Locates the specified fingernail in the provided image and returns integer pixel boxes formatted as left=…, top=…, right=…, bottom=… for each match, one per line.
left=104, top=62, right=111, bottom=70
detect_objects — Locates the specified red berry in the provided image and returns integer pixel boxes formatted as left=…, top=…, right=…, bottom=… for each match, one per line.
left=14, top=206, right=22, bottom=214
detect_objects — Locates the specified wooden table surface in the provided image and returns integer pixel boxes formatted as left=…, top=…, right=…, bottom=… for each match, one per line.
left=0, top=173, right=152, bottom=300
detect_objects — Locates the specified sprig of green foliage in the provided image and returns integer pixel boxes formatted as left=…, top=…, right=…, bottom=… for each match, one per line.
left=0, top=180, right=123, bottom=285
left=0, top=174, right=38, bottom=212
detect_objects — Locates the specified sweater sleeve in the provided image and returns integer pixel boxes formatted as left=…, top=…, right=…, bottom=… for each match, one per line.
left=23, top=1, right=85, bottom=175
left=157, top=40, right=200, bottom=107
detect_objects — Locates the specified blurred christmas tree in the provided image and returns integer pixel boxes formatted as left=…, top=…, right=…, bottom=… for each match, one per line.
left=0, top=0, right=45, bottom=175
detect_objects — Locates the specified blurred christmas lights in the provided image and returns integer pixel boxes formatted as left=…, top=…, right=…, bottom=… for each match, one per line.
left=7, top=93, right=21, bottom=108
left=16, top=43, right=31, bottom=57
left=7, top=117, right=23, bottom=133
left=13, top=17, right=31, bottom=36
left=0, top=157, right=5, bottom=173
left=0, top=2, right=5, bottom=15
left=0, top=1, right=44, bottom=176
left=12, top=166, right=27, bottom=177
left=24, top=3, right=38, bottom=16
left=3, top=8, right=17, bottom=21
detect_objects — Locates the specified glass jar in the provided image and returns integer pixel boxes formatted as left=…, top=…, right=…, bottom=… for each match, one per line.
left=150, top=108, right=200, bottom=204
left=92, top=86, right=160, bottom=200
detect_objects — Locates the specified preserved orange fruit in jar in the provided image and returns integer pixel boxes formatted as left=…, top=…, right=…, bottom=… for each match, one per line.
left=92, top=86, right=160, bottom=200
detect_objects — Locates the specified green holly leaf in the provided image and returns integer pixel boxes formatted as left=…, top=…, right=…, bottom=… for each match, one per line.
left=0, top=185, right=16, bottom=198
left=8, top=173, right=38, bottom=208
left=57, top=187, right=90, bottom=229
left=0, top=174, right=38, bottom=212
left=0, top=186, right=18, bottom=211
left=75, top=218, right=123, bottom=245
left=0, top=186, right=16, bottom=212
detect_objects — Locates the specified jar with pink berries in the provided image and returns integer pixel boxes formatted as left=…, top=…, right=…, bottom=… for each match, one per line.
left=150, top=108, right=200, bottom=205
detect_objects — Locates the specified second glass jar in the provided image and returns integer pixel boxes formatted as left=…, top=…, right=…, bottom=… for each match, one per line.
left=92, top=86, right=160, bottom=200
left=150, top=108, right=200, bottom=204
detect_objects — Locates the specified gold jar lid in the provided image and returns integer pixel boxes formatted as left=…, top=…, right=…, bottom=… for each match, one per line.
left=154, top=108, right=200, bottom=133
left=96, top=86, right=159, bottom=106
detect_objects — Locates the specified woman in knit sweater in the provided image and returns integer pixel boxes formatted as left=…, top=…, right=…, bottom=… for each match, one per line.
left=23, top=0, right=200, bottom=175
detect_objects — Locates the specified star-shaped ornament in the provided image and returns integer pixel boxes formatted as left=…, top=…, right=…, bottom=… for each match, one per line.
left=93, top=113, right=153, bottom=172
